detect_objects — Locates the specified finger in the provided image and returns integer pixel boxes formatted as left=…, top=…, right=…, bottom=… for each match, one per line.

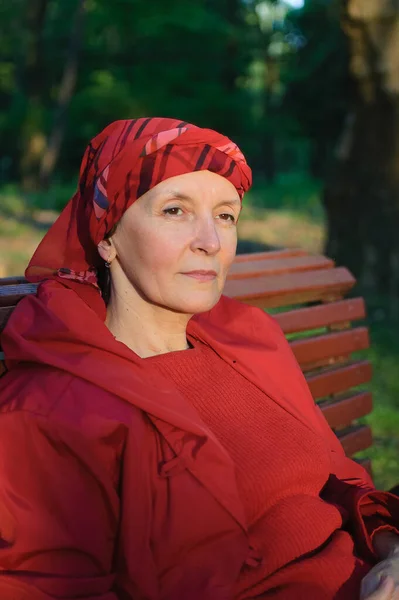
left=364, top=576, right=395, bottom=600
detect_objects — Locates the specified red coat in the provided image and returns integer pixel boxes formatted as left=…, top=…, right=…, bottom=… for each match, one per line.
left=0, top=280, right=397, bottom=599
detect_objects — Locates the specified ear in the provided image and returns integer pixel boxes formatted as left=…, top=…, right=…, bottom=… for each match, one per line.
left=97, top=239, right=117, bottom=264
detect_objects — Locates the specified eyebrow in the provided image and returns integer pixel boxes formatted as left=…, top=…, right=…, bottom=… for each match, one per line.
left=162, top=190, right=241, bottom=208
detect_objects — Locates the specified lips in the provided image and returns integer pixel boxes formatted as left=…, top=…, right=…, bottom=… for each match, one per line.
left=182, top=270, right=218, bottom=281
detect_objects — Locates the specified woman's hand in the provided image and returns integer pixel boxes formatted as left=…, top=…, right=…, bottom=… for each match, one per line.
left=362, top=576, right=396, bottom=600
left=360, top=531, right=399, bottom=599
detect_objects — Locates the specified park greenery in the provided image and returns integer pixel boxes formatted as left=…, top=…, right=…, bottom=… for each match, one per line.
left=1, top=0, right=399, bottom=487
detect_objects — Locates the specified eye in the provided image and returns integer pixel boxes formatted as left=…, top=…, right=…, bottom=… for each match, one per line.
left=217, top=213, right=236, bottom=223
left=163, top=207, right=183, bottom=216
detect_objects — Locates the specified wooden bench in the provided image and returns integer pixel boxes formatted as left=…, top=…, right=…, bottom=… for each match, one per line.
left=0, top=248, right=373, bottom=473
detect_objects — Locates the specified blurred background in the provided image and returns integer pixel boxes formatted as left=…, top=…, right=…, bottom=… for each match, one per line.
left=1, top=0, right=399, bottom=487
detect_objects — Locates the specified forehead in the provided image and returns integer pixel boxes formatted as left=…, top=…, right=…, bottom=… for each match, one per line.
left=149, top=170, right=240, bottom=200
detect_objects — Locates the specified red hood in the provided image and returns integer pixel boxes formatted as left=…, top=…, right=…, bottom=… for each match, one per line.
left=2, top=280, right=323, bottom=438
left=1, top=279, right=336, bottom=532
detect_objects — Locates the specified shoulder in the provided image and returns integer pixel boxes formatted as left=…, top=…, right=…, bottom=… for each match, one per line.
left=0, top=364, right=75, bottom=417
left=0, top=364, right=134, bottom=427
left=0, top=365, right=136, bottom=474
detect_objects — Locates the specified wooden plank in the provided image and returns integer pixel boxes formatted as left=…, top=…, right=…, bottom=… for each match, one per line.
left=355, top=457, right=373, bottom=478
left=0, top=306, right=16, bottom=334
left=0, top=276, right=27, bottom=286
left=274, top=298, right=366, bottom=334
left=337, top=425, right=373, bottom=456
left=290, top=327, right=370, bottom=367
left=234, top=248, right=308, bottom=263
left=319, top=391, right=373, bottom=429
left=0, top=283, right=38, bottom=307
left=306, top=360, right=372, bottom=400
left=228, top=254, right=334, bottom=280
left=224, top=267, right=356, bottom=309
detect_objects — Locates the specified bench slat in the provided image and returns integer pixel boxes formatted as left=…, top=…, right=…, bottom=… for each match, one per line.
left=0, top=276, right=28, bottom=286
left=234, top=249, right=308, bottom=263
left=224, top=267, right=356, bottom=309
left=337, top=425, right=373, bottom=456
left=290, top=327, right=369, bottom=367
left=319, top=391, right=373, bottom=429
left=306, top=360, right=372, bottom=400
left=356, top=457, right=372, bottom=477
left=0, top=283, right=38, bottom=307
left=274, top=298, right=366, bottom=334
left=228, top=254, right=334, bottom=280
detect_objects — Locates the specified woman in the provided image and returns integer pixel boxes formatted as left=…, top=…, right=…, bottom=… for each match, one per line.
left=0, top=117, right=399, bottom=600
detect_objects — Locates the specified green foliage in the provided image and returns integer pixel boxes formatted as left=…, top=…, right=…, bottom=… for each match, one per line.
left=1, top=0, right=322, bottom=186
left=244, top=169, right=323, bottom=216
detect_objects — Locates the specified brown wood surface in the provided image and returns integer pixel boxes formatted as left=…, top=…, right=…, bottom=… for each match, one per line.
left=354, top=458, right=372, bottom=477
left=306, top=360, right=372, bottom=400
left=228, top=254, right=334, bottom=280
left=223, top=267, right=356, bottom=309
left=337, top=425, right=373, bottom=456
left=234, top=248, right=308, bottom=263
left=319, top=391, right=373, bottom=429
left=0, top=276, right=28, bottom=286
left=274, top=298, right=366, bottom=334
left=0, top=283, right=38, bottom=307
left=290, top=327, right=370, bottom=367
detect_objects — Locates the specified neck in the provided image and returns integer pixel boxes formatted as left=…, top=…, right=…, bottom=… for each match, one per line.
left=104, top=284, right=191, bottom=359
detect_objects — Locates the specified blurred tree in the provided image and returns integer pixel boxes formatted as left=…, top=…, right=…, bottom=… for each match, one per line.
left=282, top=0, right=350, bottom=178
left=47, top=0, right=254, bottom=183
left=39, top=0, right=86, bottom=189
left=0, top=0, right=88, bottom=191
left=19, top=0, right=49, bottom=192
left=1, top=0, right=306, bottom=191
left=1, top=0, right=259, bottom=191
left=243, top=0, right=293, bottom=180
left=323, top=0, right=399, bottom=304
left=1, top=0, right=344, bottom=193
left=0, top=0, right=26, bottom=182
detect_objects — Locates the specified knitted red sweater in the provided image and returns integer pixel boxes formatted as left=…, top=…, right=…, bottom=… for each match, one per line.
left=148, top=339, right=372, bottom=599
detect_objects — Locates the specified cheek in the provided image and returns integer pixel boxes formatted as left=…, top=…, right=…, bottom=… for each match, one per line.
left=220, top=229, right=238, bottom=272
left=121, top=225, right=182, bottom=279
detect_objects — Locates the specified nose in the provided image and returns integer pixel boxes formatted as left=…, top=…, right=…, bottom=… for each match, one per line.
left=191, top=214, right=221, bottom=255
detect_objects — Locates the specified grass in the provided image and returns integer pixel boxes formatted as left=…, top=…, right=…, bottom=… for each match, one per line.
left=237, top=173, right=326, bottom=253
left=243, top=172, right=324, bottom=221
left=357, top=319, right=399, bottom=489
left=1, top=174, right=398, bottom=489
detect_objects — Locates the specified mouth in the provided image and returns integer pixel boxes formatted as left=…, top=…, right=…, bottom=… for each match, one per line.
left=182, top=270, right=218, bottom=281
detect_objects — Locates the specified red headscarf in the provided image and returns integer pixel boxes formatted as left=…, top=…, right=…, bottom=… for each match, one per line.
left=26, top=117, right=252, bottom=316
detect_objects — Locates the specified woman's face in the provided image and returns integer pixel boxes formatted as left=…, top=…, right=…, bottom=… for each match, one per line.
left=103, top=170, right=241, bottom=315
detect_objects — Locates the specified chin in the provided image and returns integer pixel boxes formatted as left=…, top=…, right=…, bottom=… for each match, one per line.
left=168, top=293, right=222, bottom=315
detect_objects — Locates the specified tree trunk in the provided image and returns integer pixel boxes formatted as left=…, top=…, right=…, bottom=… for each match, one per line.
left=323, top=0, right=399, bottom=311
left=19, top=0, right=49, bottom=193
left=39, top=0, right=86, bottom=189
left=262, top=55, right=279, bottom=183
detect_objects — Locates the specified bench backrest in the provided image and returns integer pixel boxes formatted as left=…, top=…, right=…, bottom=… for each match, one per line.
left=0, top=249, right=372, bottom=471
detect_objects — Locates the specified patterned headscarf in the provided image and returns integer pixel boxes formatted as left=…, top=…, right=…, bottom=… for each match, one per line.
left=26, top=117, right=252, bottom=308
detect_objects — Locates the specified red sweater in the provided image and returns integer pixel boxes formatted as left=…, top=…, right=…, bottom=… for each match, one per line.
left=148, top=339, right=372, bottom=599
